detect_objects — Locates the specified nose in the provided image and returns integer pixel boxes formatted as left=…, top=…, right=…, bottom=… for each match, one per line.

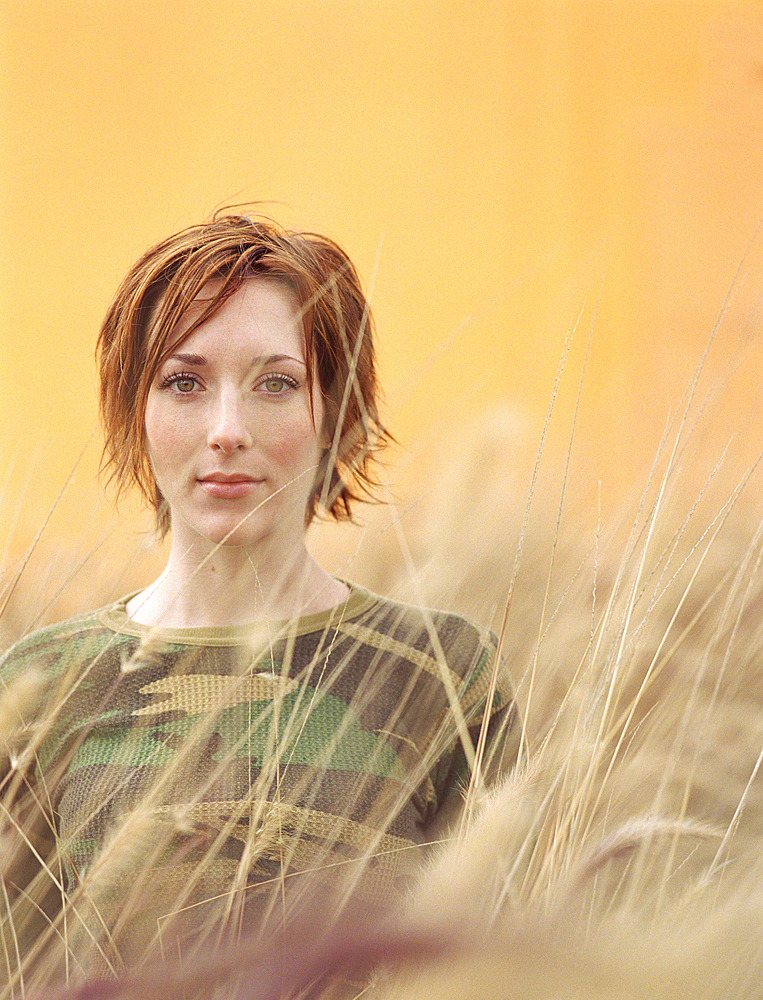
left=207, top=389, right=253, bottom=454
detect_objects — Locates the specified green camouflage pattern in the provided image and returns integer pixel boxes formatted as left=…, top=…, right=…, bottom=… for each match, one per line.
left=0, top=584, right=518, bottom=975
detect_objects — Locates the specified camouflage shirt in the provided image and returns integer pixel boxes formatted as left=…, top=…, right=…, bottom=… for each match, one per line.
left=0, top=583, right=518, bottom=975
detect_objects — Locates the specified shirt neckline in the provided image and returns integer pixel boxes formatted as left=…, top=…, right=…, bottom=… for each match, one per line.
left=96, top=580, right=379, bottom=646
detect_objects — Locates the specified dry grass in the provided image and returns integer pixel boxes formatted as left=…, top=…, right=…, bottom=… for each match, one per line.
left=6, top=439, right=763, bottom=999
left=5, top=296, right=763, bottom=996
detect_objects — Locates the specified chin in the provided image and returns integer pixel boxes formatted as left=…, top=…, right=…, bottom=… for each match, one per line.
left=170, top=497, right=307, bottom=553
left=168, top=509, right=268, bottom=550
left=203, top=522, right=271, bottom=549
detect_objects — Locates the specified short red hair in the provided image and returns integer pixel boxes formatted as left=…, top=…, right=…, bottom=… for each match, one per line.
left=97, top=213, right=389, bottom=536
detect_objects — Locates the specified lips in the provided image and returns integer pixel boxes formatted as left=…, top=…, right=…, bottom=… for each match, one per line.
left=198, top=474, right=264, bottom=499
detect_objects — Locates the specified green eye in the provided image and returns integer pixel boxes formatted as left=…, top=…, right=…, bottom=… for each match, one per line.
left=257, top=372, right=299, bottom=394
left=264, top=377, right=286, bottom=393
left=159, top=372, right=199, bottom=393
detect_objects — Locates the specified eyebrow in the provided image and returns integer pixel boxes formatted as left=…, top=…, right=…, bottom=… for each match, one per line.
left=166, top=352, right=307, bottom=368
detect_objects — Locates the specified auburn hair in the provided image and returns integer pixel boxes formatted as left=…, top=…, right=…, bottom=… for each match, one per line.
left=97, top=212, right=389, bottom=536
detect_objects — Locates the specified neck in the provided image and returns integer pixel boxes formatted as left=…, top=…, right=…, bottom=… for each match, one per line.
left=127, top=534, right=349, bottom=628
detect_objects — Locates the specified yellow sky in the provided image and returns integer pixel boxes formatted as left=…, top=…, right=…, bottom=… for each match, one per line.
left=2, top=1, right=763, bottom=613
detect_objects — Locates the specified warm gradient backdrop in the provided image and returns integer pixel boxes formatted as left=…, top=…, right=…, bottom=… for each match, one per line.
left=2, top=1, right=763, bottom=617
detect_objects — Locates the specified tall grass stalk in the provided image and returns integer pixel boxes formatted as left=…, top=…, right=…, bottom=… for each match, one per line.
left=5, top=254, right=763, bottom=998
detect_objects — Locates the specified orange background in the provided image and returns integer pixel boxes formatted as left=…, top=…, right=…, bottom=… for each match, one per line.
left=2, top=1, right=763, bottom=616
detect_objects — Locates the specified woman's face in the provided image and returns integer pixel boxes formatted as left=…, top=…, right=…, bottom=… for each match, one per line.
left=144, top=278, right=325, bottom=553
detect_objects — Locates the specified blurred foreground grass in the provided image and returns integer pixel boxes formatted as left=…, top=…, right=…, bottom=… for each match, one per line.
left=4, top=394, right=763, bottom=998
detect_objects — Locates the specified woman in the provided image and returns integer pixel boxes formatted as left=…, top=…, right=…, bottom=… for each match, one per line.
left=0, top=214, right=519, bottom=986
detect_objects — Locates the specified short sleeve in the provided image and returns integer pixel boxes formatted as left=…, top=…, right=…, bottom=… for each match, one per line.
left=0, top=636, right=63, bottom=956
left=421, top=627, right=523, bottom=836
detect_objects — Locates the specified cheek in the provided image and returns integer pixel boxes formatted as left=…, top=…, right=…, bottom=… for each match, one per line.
left=143, top=403, right=164, bottom=462
left=143, top=400, right=190, bottom=477
left=260, top=408, right=321, bottom=468
left=146, top=394, right=194, bottom=440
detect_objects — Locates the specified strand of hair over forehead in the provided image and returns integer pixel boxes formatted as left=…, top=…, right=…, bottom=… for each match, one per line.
left=98, top=212, right=390, bottom=530
left=145, top=219, right=340, bottom=343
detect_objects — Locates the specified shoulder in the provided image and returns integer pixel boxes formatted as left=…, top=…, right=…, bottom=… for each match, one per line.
left=0, top=606, right=125, bottom=684
left=345, top=585, right=504, bottom=688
